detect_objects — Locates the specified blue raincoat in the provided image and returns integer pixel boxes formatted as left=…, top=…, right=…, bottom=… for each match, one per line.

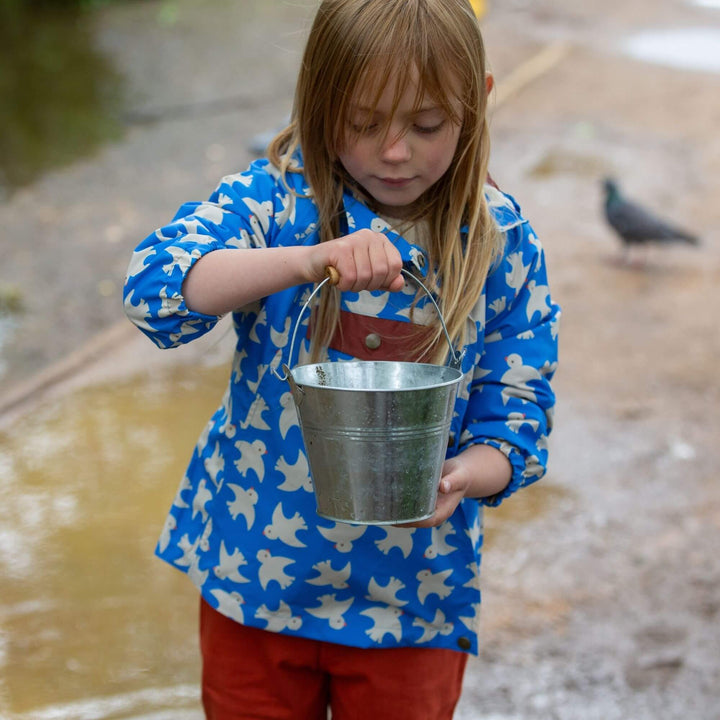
left=123, top=156, right=560, bottom=654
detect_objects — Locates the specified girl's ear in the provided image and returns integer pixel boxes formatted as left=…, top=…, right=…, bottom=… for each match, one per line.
left=485, top=73, right=494, bottom=95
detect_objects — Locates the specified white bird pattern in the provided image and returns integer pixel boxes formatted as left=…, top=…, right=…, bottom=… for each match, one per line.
left=158, top=514, right=177, bottom=553
left=506, top=412, right=540, bottom=434
left=365, top=576, right=408, bottom=607
left=256, top=548, right=295, bottom=590
left=203, top=442, right=225, bottom=485
left=278, top=392, right=299, bottom=440
left=423, top=524, right=458, bottom=559
left=241, top=197, right=273, bottom=236
left=161, top=246, right=202, bottom=277
left=210, top=588, right=245, bottom=623
left=317, top=523, right=367, bottom=553
left=226, top=484, right=259, bottom=529
left=239, top=394, right=271, bottom=431
left=360, top=606, right=403, bottom=643
left=306, top=560, right=352, bottom=589
left=413, top=609, right=453, bottom=643
left=214, top=541, right=250, bottom=583
left=505, top=251, right=530, bottom=294
left=192, top=478, right=212, bottom=523
left=375, top=527, right=414, bottom=559
left=525, top=279, right=551, bottom=322
left=275, top=452, right=313, bottom=493
left=416, top=568, right=454, bottom=604
left=263, top=502, right=308, bottom=548
left=307, top=593, right=354, bottom=630
left=233, top=439, right=267, bottom=481
left=255, top=601, right=302, bottom=632
left=500, top=353, right=541, bottom=405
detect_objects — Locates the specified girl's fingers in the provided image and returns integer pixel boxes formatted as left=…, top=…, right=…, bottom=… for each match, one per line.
left=323, top=230, right=403, bottom=292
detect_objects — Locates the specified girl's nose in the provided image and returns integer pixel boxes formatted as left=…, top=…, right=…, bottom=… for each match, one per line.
left=380, top=132, right=411, bottom=163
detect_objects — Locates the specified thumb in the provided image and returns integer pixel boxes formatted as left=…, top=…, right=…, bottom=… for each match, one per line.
left=388, top=273, right=405, bottom=292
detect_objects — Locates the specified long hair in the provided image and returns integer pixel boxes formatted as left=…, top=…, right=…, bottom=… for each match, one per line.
left=268, top=0, right=502, bottom=363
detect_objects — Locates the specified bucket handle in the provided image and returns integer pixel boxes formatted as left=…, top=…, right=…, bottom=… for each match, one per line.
left=272, top=266, right=465, bottom=381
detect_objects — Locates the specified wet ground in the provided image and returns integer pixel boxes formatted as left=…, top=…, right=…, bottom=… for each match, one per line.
left=2, top=0, right=720, bottom=718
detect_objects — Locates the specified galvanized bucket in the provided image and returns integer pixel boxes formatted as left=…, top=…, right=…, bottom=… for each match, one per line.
left=275, top=269, right=464, bottom=524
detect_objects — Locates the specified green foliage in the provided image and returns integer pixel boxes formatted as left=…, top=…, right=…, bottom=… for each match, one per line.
left=0, top=1, right=126, bottom=192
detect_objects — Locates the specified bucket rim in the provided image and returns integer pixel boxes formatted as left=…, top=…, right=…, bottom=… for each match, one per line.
left=273, top=268, right=466, bottom=383
left=289, top=359, right=463, bottom=392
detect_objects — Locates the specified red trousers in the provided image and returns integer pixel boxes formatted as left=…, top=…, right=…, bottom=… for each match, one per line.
left=200, top=597, right=468, bottom=720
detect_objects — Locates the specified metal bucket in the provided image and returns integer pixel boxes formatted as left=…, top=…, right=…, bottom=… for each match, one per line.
left=275, top=269, right=464, bottom=524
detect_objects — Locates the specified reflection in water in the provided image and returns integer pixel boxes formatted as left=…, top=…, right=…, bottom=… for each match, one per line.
left=624, top=28, right=720, bottom=74
left=0, top=1, right=125, bottom=195
left=0, top=361, right=560, bottom=717
left=0, top=365, right=229, bottom=717
left=484, top=480, right=567, bottom=551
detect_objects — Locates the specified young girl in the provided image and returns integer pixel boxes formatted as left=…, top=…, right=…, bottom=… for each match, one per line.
left=123, top=1, right=559, bottom=717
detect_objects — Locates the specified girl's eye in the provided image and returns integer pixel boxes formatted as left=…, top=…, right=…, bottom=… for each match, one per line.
left=350, top=121, right=378, bottom=134
left=414, top=121, right=445, bottom=135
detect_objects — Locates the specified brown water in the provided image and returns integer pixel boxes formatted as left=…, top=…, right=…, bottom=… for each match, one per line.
left=0, top=361, right=559, bottom=718
left=0, top=366, right=230, bottom=717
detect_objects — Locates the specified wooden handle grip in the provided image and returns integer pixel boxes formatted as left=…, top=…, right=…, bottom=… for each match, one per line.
left=325, top=265, right=340, bottom=286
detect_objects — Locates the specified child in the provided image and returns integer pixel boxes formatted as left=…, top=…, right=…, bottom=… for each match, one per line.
left=123, top=1, right=559, bottom=717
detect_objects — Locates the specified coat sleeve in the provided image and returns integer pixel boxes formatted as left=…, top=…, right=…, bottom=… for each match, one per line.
left=122, top=161, right=283, bottom=349
left=460, top=214, right=560, bottom=507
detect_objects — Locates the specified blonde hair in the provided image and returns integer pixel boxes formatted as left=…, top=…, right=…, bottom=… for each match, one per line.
left=268, top=0, right=502, bottom=363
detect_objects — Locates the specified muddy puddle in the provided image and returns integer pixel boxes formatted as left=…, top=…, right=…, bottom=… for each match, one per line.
left=0, top=362, right=561, bottom=718
left=0, top=365, right=229, bottom=718
left=624, top=27, right=720, bottom=73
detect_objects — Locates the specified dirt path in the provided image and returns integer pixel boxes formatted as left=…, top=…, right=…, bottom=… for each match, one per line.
left=1, top=1, right=720, bottom=718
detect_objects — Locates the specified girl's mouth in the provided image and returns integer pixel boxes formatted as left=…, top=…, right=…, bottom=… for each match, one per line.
left=379, top=177, right=414, bottom=188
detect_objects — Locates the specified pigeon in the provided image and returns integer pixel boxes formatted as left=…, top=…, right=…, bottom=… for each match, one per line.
left=602, top=178, right=699, bottom=263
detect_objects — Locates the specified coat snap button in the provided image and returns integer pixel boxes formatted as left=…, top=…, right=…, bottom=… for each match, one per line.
left=456, top=636, right=472, bottom=651
left=364, top=333, right=381, bottom=350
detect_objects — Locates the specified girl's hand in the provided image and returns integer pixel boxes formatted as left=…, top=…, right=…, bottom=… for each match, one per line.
left=308, top=229, right=405, bottom=293
left=404, top=456, right=473, bottom=528
left=400, top=444, right=512, bottom=528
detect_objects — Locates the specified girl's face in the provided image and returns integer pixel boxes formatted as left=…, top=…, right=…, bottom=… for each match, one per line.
left=338, top=71, right=463, bottom=219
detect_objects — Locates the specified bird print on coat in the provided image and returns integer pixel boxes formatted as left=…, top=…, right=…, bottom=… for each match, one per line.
left=360, top=605, right=404, bottom=643
left=413, top=609, right=454, bottom=643
left=255, top=601, right=302, bottom=632
left=306, top=560, right=352, bottom=589
left=263, top=502, right=308, bottom=547
left=123, top=154, right=559, bottom=656
left=192, top=478, right=212, bottom=523
left=214, top=541, right=251, bottom=584
left=203, top=442, right=225, bottom=486
left=366, top=577, right=408, bottom=607
left=423, top=524, right=458, bottom=559
left=500, top=353, right=548, bottom=405
left=375, top=526, right=415, bottom=559
left=226, top=484, right=259, bottom=528
left=317, top=523, right=367, bottom=553
left=233, top=439, right=267, bottom=481
left=210, top=588, right=245, bottom=623
left=416, top=568, right=454, bottom=604
left=256, top=549, right=295, bottom=590
left=275, top=450, right=313, bottom=493
left=307, top=594, right=354, bottom=630
left=278, top=392, right=299, bottom=440
left=158, top=514, right=177, bottom=554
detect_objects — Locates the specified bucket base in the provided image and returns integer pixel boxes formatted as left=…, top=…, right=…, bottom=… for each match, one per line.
left=316, top=509, right=435, bottom=526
